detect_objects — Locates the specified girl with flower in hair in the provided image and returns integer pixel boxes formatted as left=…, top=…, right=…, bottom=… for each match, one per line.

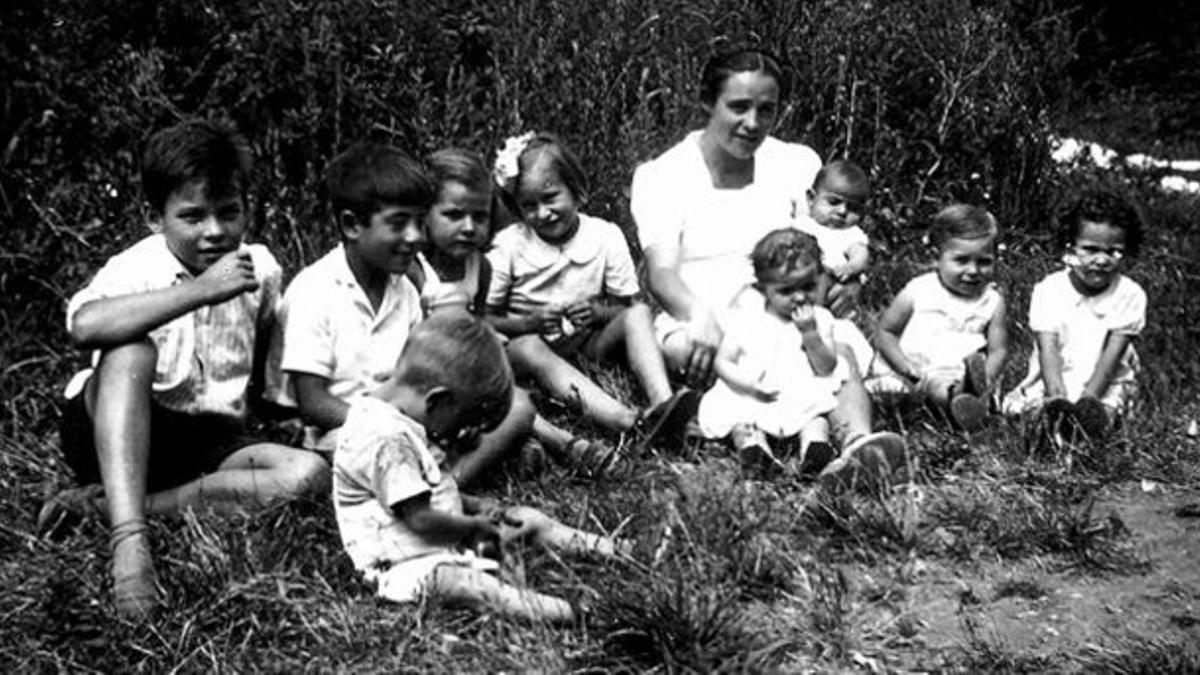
left=487, top=132, right=699, bottom=455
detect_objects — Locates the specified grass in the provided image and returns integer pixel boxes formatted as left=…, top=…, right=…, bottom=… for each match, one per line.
left=5, top=108, right=1200, bottom=675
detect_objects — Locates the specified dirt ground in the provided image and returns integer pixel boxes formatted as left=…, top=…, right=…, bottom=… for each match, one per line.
left=878, top=482, right=1200, bottom=670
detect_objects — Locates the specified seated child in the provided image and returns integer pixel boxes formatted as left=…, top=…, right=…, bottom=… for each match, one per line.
left=486, top=132, right=698, bottom=452
left=42, top=120, right=329, bottom=619
left=868, top=204, right=1009, bottom=431
left=794, top=159, right=871, bottom=320
left=272, top=143, right=535, bottom=487
left=697, top=229, right=846, bottom=476
left=1002, top=189, right=1146, bottom=440
left=334, top=309, right=620, bottom=622
left=411, top=148, right=614, bottom=473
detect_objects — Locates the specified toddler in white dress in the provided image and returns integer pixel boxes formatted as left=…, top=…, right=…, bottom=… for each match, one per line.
left=698, top=228, right=848, bottom=475
left=868, top=204, right=1009, bottom=431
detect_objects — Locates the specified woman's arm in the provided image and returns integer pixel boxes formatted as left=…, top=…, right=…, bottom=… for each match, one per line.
left=1082, top=332, right=1134, bottom=399
left=873, top=289, right=920, bottom=383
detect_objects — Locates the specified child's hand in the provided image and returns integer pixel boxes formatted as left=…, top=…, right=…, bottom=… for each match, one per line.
left=791, top=304, right=819, bottom=332
left=529, top=308, right=564, bottom=336
left=751, top=376, right=780, bottom=402
left=197, top=250, right=259, bottom=303
left=467, top=516, right=502, bottom=560
left=831, top=263, right=855, bottom=283
left=827, top=281, right=861, bottom=318
left=564, top=300, right=598, bottom=328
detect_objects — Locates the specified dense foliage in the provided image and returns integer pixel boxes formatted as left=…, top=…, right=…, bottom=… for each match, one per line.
left=1, top=0, right=1073, bottom=408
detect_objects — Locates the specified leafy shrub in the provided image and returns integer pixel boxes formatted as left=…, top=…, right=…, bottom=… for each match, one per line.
left=1, top=1, right=1071, bottom=422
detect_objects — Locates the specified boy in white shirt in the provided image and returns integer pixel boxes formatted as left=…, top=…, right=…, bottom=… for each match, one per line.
left=43, top=120, right=329, bottom=619
left=273, top=143, right=537, bottom=486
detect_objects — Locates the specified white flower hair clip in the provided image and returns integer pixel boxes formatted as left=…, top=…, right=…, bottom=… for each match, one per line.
left=493, top=132, right=536, bottom=193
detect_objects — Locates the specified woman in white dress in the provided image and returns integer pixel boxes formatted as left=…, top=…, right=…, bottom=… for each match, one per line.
left=630, top=49, right=906, bottom=489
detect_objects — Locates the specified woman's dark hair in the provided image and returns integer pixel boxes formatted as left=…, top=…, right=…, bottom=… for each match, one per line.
left=1059, top=188, right=1143, bottom=257
left=699, top=48, right=787, bottom=105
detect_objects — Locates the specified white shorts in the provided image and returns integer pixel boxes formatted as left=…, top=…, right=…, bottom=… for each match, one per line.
left=370, top=550, right=500, bottom=604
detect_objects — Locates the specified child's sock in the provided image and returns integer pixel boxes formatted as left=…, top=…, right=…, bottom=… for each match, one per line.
left=731, top=424, right=783, bottom=475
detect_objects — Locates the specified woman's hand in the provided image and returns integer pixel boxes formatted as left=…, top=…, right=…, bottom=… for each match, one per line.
left=684, top=310, right=722, bottom=390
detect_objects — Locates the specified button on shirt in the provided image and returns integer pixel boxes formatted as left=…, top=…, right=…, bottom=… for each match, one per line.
left=63, top=234, right=281, bottom=419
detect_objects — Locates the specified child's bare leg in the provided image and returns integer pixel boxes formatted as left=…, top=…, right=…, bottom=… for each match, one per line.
left=531, top=413, right=574, bottom=455
left=800, top=417, right=830, bottom=449
left=587, top=304, right=673, bottom=406
left=141, top=443, right=328, bottom=514
left=88, top=340, right=159, bottom=618
left=507, top=336, right=636, bottom=431
left=428, top=565, right=574, bottom=623
left=452, top=388, right=535, bottom=487
left=500, top=505, right=622, bottom=557
left=828, top=371, right=873, bottom=445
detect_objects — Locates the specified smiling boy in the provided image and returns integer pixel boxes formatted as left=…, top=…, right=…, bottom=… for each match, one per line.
left=43, top=120, right=330, bottom=620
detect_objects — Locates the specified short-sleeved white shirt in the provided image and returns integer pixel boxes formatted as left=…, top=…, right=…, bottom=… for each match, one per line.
left=271, top=245, right=423, bottom=445
left=631, top=131, right=822, bottom=311
left=793, top=214, right=868, bottom=270
left=63, top=234, right=281, bottom=419
left=333, top=397, right=462, bottom=579
left=870, top=271, right=1003, bottom=383
left=486, top=213, right=639, bottom=316
left=1007, top=269, right=1144, bottom=408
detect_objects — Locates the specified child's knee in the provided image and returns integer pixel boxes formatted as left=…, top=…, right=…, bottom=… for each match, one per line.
left=285, top=450, right=331, bottom=497
left=507, top=335, right=550, bottom=367
left=508, top=389, right=537, bottom=430
left=95, top=339, right=158, bottom=379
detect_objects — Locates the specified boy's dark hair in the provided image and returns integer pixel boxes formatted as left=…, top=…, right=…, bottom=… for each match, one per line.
left=428, top=147, right=501, bottom=247
left=1060, top=189, right=1143, bottom=257
left=397, top=309, right=513, bottom=427
left=141, top=119, right=252, bottom=215
left=326, top=143, right=436, bottom=227
left=500, top=132, right=589, bottom=208
left=929, top=204, right=998, bottom=249
left=813, top=159, right=870, bottom=194
left=699, top=48, right=789, bottom=105
left=751, top=228, right=822, bottom=282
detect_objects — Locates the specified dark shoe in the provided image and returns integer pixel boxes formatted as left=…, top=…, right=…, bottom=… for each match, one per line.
left=962, top=352, right=988, bottom=397
left=635, top=388, right=701, bottom=453
left=950, top=393, right=989, bottom=432
left=37, top=484, right=104, bottom=539
left=819, top=431, right=907, bottom=493
left=1072, top=396, right=1110, bottom=440
left=797, top=440, right=836, bottom=476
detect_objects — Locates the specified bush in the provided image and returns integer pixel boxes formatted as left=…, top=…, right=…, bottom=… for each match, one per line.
left=1, top=1, right=1070, bottom=409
